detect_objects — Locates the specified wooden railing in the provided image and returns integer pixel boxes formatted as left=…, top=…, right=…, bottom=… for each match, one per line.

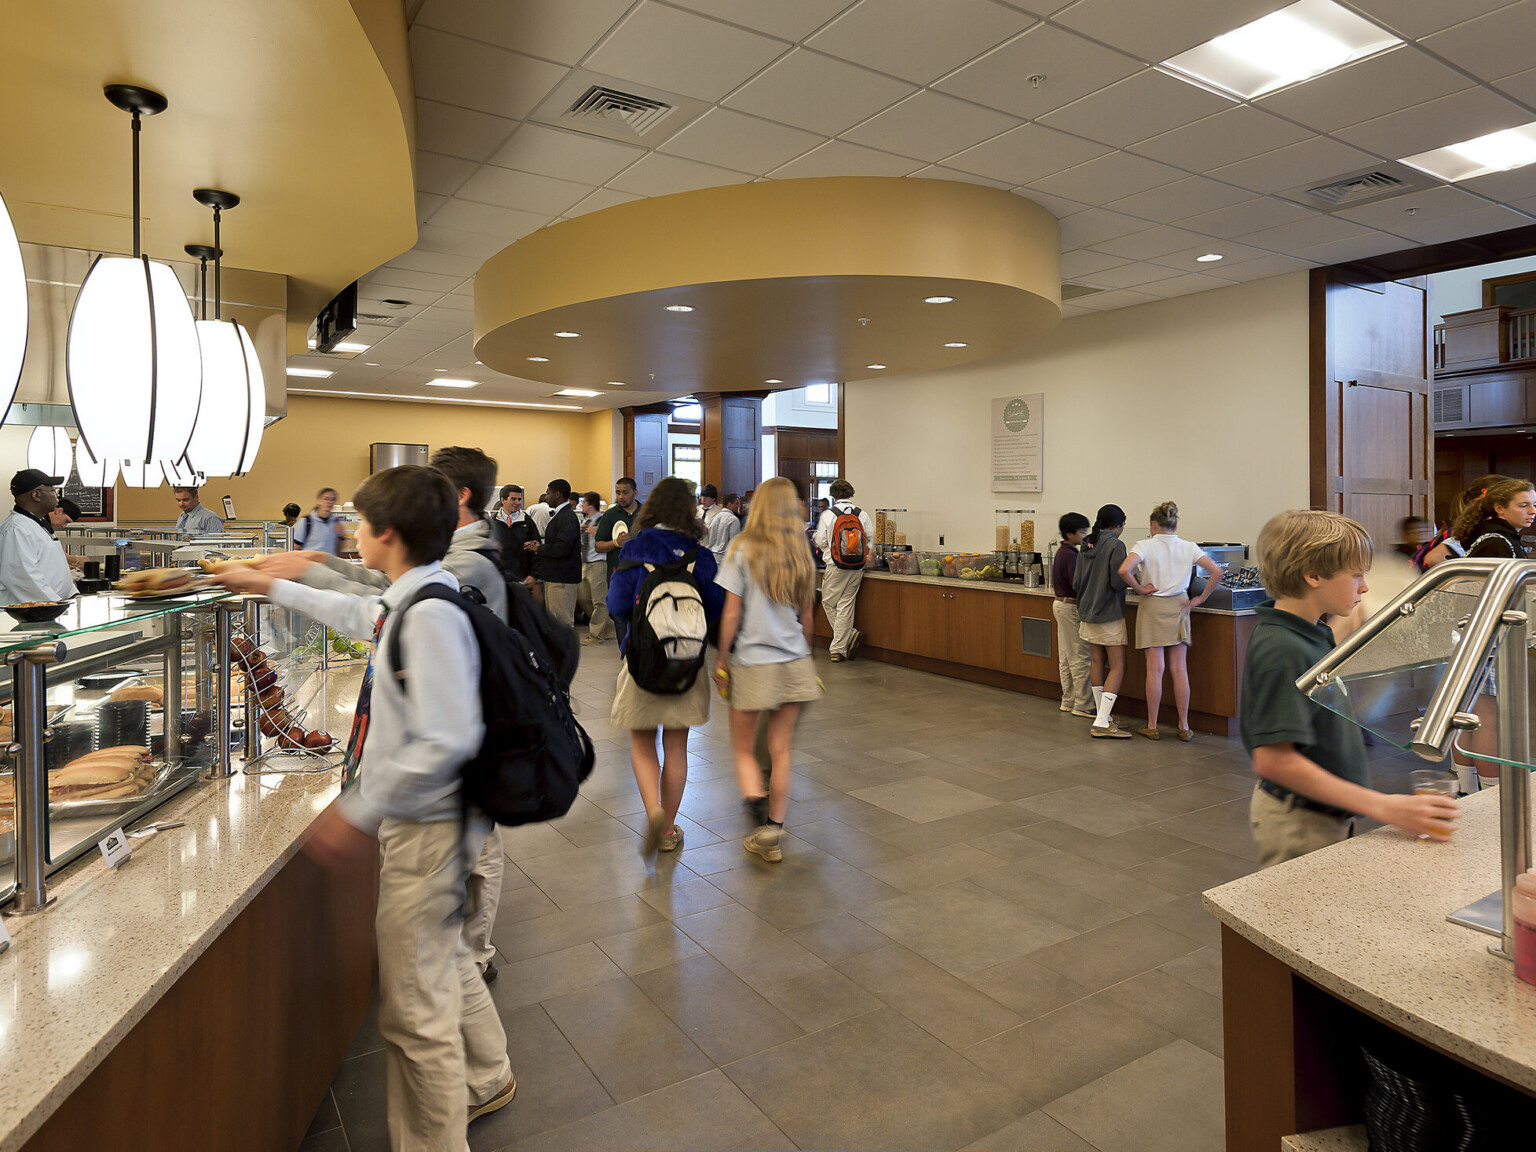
left=1510, top=308, right=1536, bottom=361
left=1435, top=305, right=1536, bottom=377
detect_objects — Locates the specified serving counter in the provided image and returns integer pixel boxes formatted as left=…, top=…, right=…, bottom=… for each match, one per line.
left=1204, top=791, right=1536, bottom=1151
left=814, top=570, right=1256, bottom=734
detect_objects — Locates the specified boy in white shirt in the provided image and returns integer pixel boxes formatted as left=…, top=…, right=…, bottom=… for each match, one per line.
left=211, top=466, right=514, bottom=1150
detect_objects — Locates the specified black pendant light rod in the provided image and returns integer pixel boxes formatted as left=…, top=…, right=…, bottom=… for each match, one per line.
left=103, top=85, right=168, bottom=259
left=193, top=189, right=240, bottom=321
left=184, top=244, right=218, bottom=321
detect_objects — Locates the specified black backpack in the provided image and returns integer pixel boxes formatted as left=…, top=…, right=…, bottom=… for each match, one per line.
left=618, top=546, right=708, bottom=694
left=467, top=545, right=579, bottom=688
left=387, top=583, right=594, bottom=826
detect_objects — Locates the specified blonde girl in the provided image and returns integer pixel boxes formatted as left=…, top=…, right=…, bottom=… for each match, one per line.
left=714, top=477, right=824, bottom=863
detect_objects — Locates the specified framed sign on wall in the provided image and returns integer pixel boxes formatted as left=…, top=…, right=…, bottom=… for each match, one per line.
left=991, top=394, right=1042, bottom=493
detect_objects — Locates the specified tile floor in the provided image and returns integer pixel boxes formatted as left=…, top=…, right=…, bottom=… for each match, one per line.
left=301, top=642, right=1424, bottom=1152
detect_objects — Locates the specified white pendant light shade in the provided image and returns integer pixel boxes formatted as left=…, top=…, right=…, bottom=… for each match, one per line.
left=73, top=436, right=118, bottom=488
left=161, top=456, right=203, bottom=487
left=26, top=426, right=73, bottom=478
left=67, top=255, right=202, bottom=465
left=119, top=459, right=161, bottom=488
left=0, top=191, right=26, bottom=424
left=186, top=318, right=263, bottom=477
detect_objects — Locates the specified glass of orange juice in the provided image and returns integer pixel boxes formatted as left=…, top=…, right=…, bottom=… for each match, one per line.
left=1410, top=769, right=1457, bottom=840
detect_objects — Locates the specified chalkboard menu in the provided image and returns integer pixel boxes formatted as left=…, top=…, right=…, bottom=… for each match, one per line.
left=61, top=466, right=111, bottom=520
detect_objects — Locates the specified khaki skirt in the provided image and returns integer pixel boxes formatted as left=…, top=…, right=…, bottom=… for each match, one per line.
left=728, top=655, right=824, bottom=713
left=1078, top=617, right=1127, bottom=647
left=611, top=661, right=711, bottom=731
left=1136, top=593, right=1192, bottom=649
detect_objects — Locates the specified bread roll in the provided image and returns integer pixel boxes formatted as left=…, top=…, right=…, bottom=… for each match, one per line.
left=111, top=684, right=163, bottom=704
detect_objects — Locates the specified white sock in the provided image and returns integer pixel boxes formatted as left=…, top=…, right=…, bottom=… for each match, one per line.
left=1091, top=685, right=1104, bottom=708
left=1094, top=691, right=1118, bottom=728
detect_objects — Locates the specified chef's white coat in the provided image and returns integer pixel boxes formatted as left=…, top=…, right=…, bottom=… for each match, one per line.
left=0, top=511, right=76, bottom=604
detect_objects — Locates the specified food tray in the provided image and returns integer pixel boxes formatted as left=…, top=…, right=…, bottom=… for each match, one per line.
left=47, top=760, right=193, bottom=818
left=939, top=553, right=991, bottom=579
left=121, top=580, right=213, bottom=602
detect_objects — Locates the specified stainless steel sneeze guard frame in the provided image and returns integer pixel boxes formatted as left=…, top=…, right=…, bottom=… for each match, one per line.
left=1295, top=557, right=1534, bottom=961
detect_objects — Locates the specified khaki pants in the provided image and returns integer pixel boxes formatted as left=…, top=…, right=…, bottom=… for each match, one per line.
left=462, top=827, right=503, bottom=971
left=1249, top=784, right=1354, bottom=869
left=376, top=818, right=512, bottom=1152
left=545, top=581, right=579, bottom=627
left=1051, top=599, right=1093, bottom=712
left=581, top=561, right=612, bottom=639
left=822, top=566, right=864, bottom=656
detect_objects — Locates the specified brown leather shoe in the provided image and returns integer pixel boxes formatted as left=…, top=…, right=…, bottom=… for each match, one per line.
left=1137, top=726, right=1160, bottom=740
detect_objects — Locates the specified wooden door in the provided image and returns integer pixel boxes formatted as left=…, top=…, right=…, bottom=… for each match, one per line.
left=629, top=412, right=667, bottom=500
left=900, top=584, right=948, bottom=660
left=853, top=577, right=903, bottom=650
left=946, top=587, right=1006, bottom=669
left=1312, top=271, right=1432, bottom=545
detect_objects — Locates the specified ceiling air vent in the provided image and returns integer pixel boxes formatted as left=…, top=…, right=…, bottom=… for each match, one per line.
left=356, top=313, right=401, bottom=326
left=1433, top=387, right=1464, bottom=426
left=565, top=86, right=674, bottom=138
left=1278, top=162, right=1435, bottom=213
left=1061, top=282, right=1107, bottom=301
left=1304, top=171, right=1405, bottom=206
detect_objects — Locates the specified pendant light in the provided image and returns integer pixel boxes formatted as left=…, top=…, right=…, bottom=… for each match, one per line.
left=120, top=460, right=160, bottom=488
left=26, top=426, right=72, bottom=477
left=66, top=85, right=201, bottom=468
left=161, top=455, right=203, bottom=487
left=183, top=191, right=264, bottom=477
left=0, top=190, right=26, bottom=427
left=74, top=436, right=118, bottom=489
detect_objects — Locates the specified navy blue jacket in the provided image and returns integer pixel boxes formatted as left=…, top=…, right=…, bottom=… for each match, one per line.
left=606, top=527, right=724, bottom=655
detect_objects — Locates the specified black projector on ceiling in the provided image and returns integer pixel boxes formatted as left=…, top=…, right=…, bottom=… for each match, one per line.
left=314, top=281, right=358, bottom=353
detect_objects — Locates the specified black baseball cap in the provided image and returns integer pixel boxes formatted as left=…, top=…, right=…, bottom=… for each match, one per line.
left=10, top=469, right=63, bottom=496
left=58, top=497, right=82, bottom=520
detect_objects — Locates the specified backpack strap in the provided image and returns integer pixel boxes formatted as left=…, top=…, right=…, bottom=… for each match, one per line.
left=385, top=583, right=464, bottom=693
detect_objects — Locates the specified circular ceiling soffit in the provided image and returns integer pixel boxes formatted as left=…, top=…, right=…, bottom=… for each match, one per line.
left=474, top=177, right=1061, bottom=391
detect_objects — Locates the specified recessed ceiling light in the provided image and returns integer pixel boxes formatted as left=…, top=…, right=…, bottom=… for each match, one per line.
left=665, top=305, right=694, bottom=313
left=555, top=388, right=603, bottom=397
left=924, top=295, right=955, bottom=304
left=1196, top=253, right=1224, bottom=262
left=435, top=368, right=448, bottom=372
left=764, top=379, right=783, bottom=384
left=424, top=378, right=477, bottom=388
left=286, top=367, right=334, bottom=378
left=607, top=381, right=627, bottom=387
left=333, top=341, right=370, bottom=353
left=1160, top=0, right=1401, bottom=100
left=866, top=363, right=887, bottom=370
left=364, top=361, right=380, bottom=366
left=554, top=330, right=581, bottom=338
left=1402, top=121, right=1536, bottom=182
left=943, top=342, right=968, bottom=348
left=527, top=356, right=550, bottom=362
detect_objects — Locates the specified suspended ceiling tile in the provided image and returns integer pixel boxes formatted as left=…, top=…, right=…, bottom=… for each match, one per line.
left=1014, top=188, right=1091, bottom=219
left=805, top=0, right=1034, bottom=85
left=1129, top=105, right=1314, bottom=171
left=1459, top=166, right=1536, bottom=202
left=1051, top=0, right=1281, bottom=62
left=1177, top=196, right=1321, bottom=239
left=409, top=27, right=566, bottom=120
left=1334, top=186, right=1499, bottom=230
left=362, top=266, right=468, bottom=295
left=415, top=191, right=447, bottom=225
left=1237, top=214, right=1378, bottom=253
left=488, top=124, right=646, bottom=186
left=844, top=90, right=1020, bottom=162
left=1255, top=47, right=1472, bottom=134
left=1072, top=287, right=1162, bottom=311
left=1492, top=66, right=1536, bottom=107
left=934, top=24, right=1143, bottom=119
left=605, top=152, right=754, bottom=196
left=585, top=4, right=790, bottom=102
left=414, top=0, right=633, bottom=65
left=1105, top=177, right=1255, bottom=224
left=1089, top=224, right=1217, bottom=261
left=1333, top=88, right=1531, bottom=160
left=1215, top=253, right=1318, bottom=281
left=1076, top=261, right=1181, bottom=289
left=1037, top=68, right=1233, bottom=149
left=1056, top=207, right=1157, bottom=247
left=907, top=164, right=1013, bottom=190
left=1148, top=239, right=1275, bottom=269
left=417, top=151, right=479, bottom=197
left=416, top=224, right=515, bottom=260
left=666, top=0, right=856, bottom=40
left=724, top=48, right=917, bottom=135
left=1210, top=137, right=1380, bottom=195
left=1421, top=1, right=1536, bottom=81
left=1388, top=203, right=1535, bottom=244
left=433, top=293, right=476, bottom=312
left=1136, top=272, right=1239, bottom=298
left=767, top=139, right=924, bottom=178
left=660, top=107, right=826, bottom=174
left=563, top=188, right=649, bottom=220
left=1058, top=248, right=1129, bottom=278
left=1347, top=0, right=1520, bottom=39
left=415, top=99, right=519, bottom=162
left=943, top=122, right=1111, bottom=186
left=429, top=197, right=552, bottom=240
left=456, top=166, right=595, bottom=216
left=1289, top=232, right=1417, bottom=265
left=1027, top=150, right=1186, bottom=204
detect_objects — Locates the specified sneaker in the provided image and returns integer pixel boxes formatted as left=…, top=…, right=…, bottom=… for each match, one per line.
left=829, top=652, right=845, bottom=662
left=745, top=795, right=768, bottom=826
left=1090, top=722, right=1132, bottom=739
left=479, top=959, right=499, bottom=985
left=468, top=1075, right=517, bottom=1124
left=1059, top=701, right=1073, bottom=713
left=1071, top=708, right=1097, bottom=719
left=744, top=825, right=782, bottom=862
left=641, top=805, right=667, bottom=857
left=848, top=629, right=863, bottom=659
left=659, top=826, right=684, bottom=852
left=1137, top=726, right=1160, bottom=740
left=581, top=635, right=603, bottom=645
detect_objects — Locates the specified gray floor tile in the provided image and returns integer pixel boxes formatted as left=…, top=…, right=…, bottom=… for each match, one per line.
left=967, top=862, right=1131, bottom=933
left=343, top=996, right=384, bottom=1060
left=632, top=953, right=805, bottom=1065
left=1042, top=1039, right=1226, bottom=1152
left=1124, top=844, right=1257, bottom=895
left=838, top=944, right=1025, bottom=1048
left=500, top=823, right=577, bottom=861
left=490, top=942, right=626, bottom=1010
left=761, top=964, right=884, bottom=1032
left=784, top=911, right=894, bottom=963
left=852, top=880, right=1075, bottom=976
left=850, top=775, right=997, bottom=822
left=864, top=842, right=1007, bottom=893
left=724, top=1009, right=1022, bottom=1152
left=1101, top=968, right=1226, bottom=1057
left=496, top=884, right=560, bottom=924
left=962, top=1110, right=1099, bottom=1151
left=959, top=955, right=1091, bottom=1022
left=595, top=921, right=707, bottom=976
left=1011, top=849, right=1182, bottom=914
left=1158, top=946, right=1223, bottom=998
left=298, top=1129, right=349, bottom=1152
left=1027, top=914, right=1200, bottom=992
left=330, top=1049, right=390, bottom=1152
left=1017, top=784, right=1168, bottom=836
left=676, top=903, right=828, bottom=985
left=704, top=846, right=905, bottom=930
left=637, top=876, right=734, bottom=920
left=1138, top=891, right=1224, bottom=948
left=468, top=1003, right=615, bottom=1149
left=515, top=835, right=699, bottom=910
left=789, top=816, right=909, bottom=867
left=305, top=1089, right=340, bottom=1137
left=492, top=894, right=666, bottom=963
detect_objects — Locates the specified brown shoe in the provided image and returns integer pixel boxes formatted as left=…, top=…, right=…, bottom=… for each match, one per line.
left=1137, top=726, right=1160, bottom=740
left=1178, top=729, right=1195, bottom=742
left=1090, top=722, right=1132, bottom=739
left=468, top=1074, right=517, bottom=1124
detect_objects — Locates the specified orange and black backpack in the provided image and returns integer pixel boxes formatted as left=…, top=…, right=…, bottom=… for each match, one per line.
left=830, top=504, right=867, bottom=569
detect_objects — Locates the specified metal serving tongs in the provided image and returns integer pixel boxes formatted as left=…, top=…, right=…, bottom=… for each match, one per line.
left=127, top=820, right=185, bottom=839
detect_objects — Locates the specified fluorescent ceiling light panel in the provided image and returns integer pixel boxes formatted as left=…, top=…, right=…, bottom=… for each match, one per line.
left=1401, top=122, right=1536, bottom=183
left=554, top=388, right=603, bottom=397
left=424, top=378, right=477, bottom=388
left=286, top=366, right=334, bottom=378
left=332, top=342, right=370, bottom=353
left=1160, top=0, right=1400, bottom=100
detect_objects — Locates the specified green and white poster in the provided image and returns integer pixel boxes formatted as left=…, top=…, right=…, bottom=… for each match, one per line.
left=991, top=394, right=1042, bottom=492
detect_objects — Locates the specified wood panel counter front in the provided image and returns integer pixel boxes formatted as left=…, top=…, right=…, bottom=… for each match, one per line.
left=814, top=571, right=1255, bottom=734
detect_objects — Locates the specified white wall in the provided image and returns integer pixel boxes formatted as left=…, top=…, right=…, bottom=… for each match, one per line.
left=1431, top=254, right=1536, bottom=324
left=763, top=385, right=838, bottom=429
left=846, top=272, right=1311, bottom=553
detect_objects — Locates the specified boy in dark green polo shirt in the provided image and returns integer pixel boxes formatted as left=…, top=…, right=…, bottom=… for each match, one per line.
left=1244, top=510, right=1462, bottom=868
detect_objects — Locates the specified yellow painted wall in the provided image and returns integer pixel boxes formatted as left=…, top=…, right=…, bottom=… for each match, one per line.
left=115, top=395, right=618, bottom=523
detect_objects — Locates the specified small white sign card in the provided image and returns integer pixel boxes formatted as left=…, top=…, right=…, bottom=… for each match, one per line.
left=0, top=914, right=10, bottom=953
left=991, top=394, right=1044, bottom=493
left=98, top=827, right=131, bottom=869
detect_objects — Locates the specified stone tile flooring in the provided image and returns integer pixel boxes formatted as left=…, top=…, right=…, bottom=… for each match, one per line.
left=302, top=642, right=1424, bottom=1151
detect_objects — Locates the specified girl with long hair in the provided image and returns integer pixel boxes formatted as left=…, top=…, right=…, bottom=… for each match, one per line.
left=1073, top=503, right=1132, bottom=738
left=606, top=477, right=724, bottom=856
left=1420, top=475, right=1508, bottom=569
left=714, top=477, right=824, bottom=862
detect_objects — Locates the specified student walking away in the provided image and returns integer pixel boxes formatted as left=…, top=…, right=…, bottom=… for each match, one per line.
left=707, top=492, right=742, bottom=561
left=1416, top=475, right=1508, bottom=570
left=1120, top=502, right=1224, bottom=741
left=212, top=466, right=516, bottom=1147
left=578, top=491, right=614, bottom=644
left=813, top=479, right=873, bottom=662
left=1073, top=504, right=1132, bottom=739
left=607, top=477, right=724, bottom=857
left=1051, top=513, right=1095, bottom=718
left=293, top=487, right=345, bottom=555
left=716, top=477, right=824, bottom=863
left=1245, top=510, right=1460, bottom=868
left=528, top=479, right=581, bottom=625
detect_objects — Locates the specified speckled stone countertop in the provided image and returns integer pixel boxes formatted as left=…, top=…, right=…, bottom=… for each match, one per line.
left=859, top=569, right=1256, bottom=616
left=0, top=765, right=344, bottom=1151
left=1281, top=1126, right=1368, bottom=1150
left=1204, top=790, right=1536, bottom=1093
